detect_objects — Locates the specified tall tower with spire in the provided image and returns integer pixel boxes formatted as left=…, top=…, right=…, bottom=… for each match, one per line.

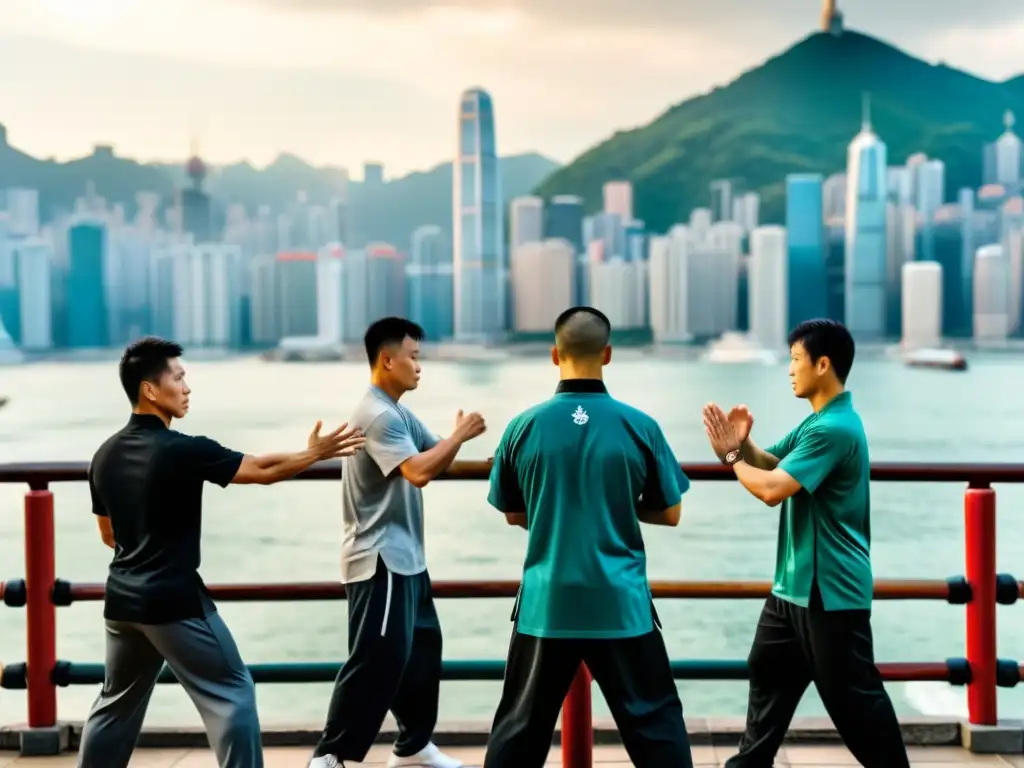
left=995, top=110, right=1022, bottom=190
left=844, top=92, right=888, bottom=340
left=181, top=136, right=212, bottom=242
left=821, top=0, right=844, bottom=35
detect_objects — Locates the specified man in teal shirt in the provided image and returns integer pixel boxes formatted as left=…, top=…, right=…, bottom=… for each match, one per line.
left=483, top=307, right=694, bottom=768
left=703, top=319, right=908, bottom=768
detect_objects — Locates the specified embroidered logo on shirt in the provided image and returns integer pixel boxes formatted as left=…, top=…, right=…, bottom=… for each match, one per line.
left=572, top=406, right=589, bottom=425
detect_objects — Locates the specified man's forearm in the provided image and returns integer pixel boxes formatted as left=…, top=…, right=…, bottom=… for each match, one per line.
left=402, top=437, right=464, bottom=487
left=740, top=438, right=779, bottom=470
left=253, top=448, right=323, bottom=484
left=733, top=460, right=785, bottom=505
left=638, top=509, right=674, bottom=526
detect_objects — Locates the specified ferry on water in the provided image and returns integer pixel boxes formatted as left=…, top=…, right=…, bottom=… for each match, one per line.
left=703, top=332, right=779, bottom=364
left=903, top=347, right=968, bottom=372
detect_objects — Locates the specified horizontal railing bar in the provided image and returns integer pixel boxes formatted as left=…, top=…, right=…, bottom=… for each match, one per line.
left=0, top=659, right=958, bottom=689
left=3, top=461, right=1024, bottom=486
left=58, top=578, right=956, bottom=602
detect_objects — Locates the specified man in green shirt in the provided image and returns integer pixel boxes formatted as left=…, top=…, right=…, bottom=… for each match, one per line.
left=703, top=319, right=908, bottom=768
left=483, top=307, right=694, bottom=768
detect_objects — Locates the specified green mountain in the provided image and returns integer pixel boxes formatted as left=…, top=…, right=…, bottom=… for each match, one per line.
left=0, top=124, right=559, bottom=249
left=534, top=30, right=1024, bottom=230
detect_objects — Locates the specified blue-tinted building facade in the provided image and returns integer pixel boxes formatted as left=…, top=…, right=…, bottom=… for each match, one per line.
left=844, top=126, right=888, bottom=340
left=785, top=174, right=828, bottom=327
left=0, top=245, right=20, bottom=345
left=66, top=222, right=109, bottom=348
left=453, top=88, right=505, bottom=340
left=407, top=226, right=454, bottom=341
left=543, top=195, right=586, bottom=304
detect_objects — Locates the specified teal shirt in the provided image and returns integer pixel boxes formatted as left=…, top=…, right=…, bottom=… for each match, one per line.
left=487, top=380, right=689, bottom=639
left=766, top=391, right=873, bottom=611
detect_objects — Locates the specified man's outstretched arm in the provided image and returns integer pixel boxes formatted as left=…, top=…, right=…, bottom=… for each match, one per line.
left=181, top=422, right=365, bottom=488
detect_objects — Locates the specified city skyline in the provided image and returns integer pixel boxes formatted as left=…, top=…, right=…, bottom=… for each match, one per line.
left=1, top=0, right=1022, bottom=176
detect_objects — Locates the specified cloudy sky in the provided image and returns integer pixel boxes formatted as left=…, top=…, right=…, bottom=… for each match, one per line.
left=0, top=0, right=1022, bottom=178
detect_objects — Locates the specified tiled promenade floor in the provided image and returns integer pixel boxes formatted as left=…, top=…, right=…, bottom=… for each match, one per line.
left=2, top=745, right=1023, bottom=766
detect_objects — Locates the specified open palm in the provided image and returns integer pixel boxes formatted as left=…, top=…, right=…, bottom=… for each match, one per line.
left=728, top=405, right=753, bottom=443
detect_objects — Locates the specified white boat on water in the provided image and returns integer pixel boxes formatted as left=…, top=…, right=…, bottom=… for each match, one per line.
left=703, top=333, right=779, bottom=364
left=903, top=347, right=967, bottom=371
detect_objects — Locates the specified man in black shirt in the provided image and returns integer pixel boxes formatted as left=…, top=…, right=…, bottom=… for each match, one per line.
left=77, top=337, right=365, bottom=768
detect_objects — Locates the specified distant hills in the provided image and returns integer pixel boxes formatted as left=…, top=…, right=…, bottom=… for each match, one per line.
left=536, top=30, right=1024, bottom=229
left=0, top=123, right=559, bottom=250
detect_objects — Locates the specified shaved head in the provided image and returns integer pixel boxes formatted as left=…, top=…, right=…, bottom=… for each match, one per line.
left=554, top=306, right=611, bottom=360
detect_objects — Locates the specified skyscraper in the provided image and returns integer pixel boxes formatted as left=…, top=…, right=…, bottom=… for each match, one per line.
left=407, top=226, right=454, bottom=341
left=510, top=240, right=573, bottom=334
left=995, top=111, right=1022, bottom=191
left=317, top=244, right=344, bottom=343
left=544, top=195, right=585, bottom=303
left=973, top=244, right=1009, bottom=342
left=785, top=174, right=828, bottom=327
left=648, top=232, right=690, bottom=343
left=13, top=237, right=53, bottom=351
left=844, top=95, right=888, bottom=340
left=602, top=181, right=633, bottom=220
left=901, top=261, right=942, bottom=349
left=509, top=196, right=544, bottom=251
left=748, top=226, right=788, bottom=350
left=452, top=87, right=505, bottom=341
left=66, top=218, right=110, bottom=348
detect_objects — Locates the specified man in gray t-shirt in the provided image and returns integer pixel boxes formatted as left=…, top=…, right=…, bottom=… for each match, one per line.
left=339, top=387, right=438, bottom=584
left=310, top=317, right=486, bottom=768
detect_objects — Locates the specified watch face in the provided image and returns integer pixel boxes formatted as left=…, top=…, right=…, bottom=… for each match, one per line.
left=725, top=450, right=740, bottom=464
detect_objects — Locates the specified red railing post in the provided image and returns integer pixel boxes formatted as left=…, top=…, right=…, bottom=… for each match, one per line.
left=24, top=488, right=57, bottom=728
left=561, top=664, right=593, bottom=768
left=964, top=485, right=997, bottom=726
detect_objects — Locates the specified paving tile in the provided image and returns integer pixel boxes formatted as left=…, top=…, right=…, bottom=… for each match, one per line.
left=0, top=744, right=1006, bottom=765
left=906, top=746, right=1009, bottom=763
left=783, top=745, right=860, bottom=764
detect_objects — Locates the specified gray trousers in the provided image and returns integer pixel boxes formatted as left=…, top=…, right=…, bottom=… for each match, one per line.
left=77, top=609, right=262, bottom=768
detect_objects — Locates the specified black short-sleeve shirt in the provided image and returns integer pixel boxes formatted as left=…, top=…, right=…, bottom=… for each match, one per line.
left=89, top=413, right=244, bottom=623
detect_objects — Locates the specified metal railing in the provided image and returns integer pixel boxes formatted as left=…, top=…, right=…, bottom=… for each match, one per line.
left=2, top=460, right=1023, bottom=767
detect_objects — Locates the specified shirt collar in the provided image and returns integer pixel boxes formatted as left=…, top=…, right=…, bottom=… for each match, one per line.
left=128, top=413, right=168, bottom=430
left=555, top=379, right=608, bottom=395
left=820, top=391, right=852, bottom=413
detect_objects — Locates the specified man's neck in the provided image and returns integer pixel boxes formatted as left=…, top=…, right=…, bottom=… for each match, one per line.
left=808, top=384, right=845, bottom=413
left=558, top=364, right=603, bottom=381
left=132, top=406, right=172, bottom=428
left=370, top=373, right=405, bottom=403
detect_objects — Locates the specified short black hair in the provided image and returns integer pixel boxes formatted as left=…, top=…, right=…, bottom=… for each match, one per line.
left=119, top=336, right=184, bottom=405
left=364, top=317, right=425, bottom=366
left=788, top=319, right=855, bottom=384
left=554, top=306, right=611, bottom=359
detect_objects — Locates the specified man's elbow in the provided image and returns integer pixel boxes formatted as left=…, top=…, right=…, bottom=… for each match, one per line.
left=397, top=457, right=433, bottom=488
left=759, top=480, right=794, bottom=507
left=662, top=503, right=682, bottom=527
left=505, top=512, right=528, bottom=528
left=399, top=465, right=429, bottom=488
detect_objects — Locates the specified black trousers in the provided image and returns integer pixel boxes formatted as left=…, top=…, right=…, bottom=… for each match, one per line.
left=483, top=625, right=693, bottom=768
left=724, top=590, right=909, bottom=767
left=313, top=559, right=442, bottom=762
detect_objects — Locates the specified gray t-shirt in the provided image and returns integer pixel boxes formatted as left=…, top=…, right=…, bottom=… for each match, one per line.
left=340, top=386, right=439, bottom=583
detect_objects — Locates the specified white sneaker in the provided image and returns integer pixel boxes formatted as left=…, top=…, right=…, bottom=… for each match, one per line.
left=387, top=742, right=464, bottom=768
left=309, top=756, right=343, bottom=768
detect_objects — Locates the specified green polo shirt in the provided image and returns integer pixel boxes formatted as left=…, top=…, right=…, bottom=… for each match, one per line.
left=766, top=391, right=873, bottom=611
left=487, top=379, right=689, bottom=639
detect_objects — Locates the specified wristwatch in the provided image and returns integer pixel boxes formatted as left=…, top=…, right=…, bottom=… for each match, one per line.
left=723, top=449, right=742, bottom=466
